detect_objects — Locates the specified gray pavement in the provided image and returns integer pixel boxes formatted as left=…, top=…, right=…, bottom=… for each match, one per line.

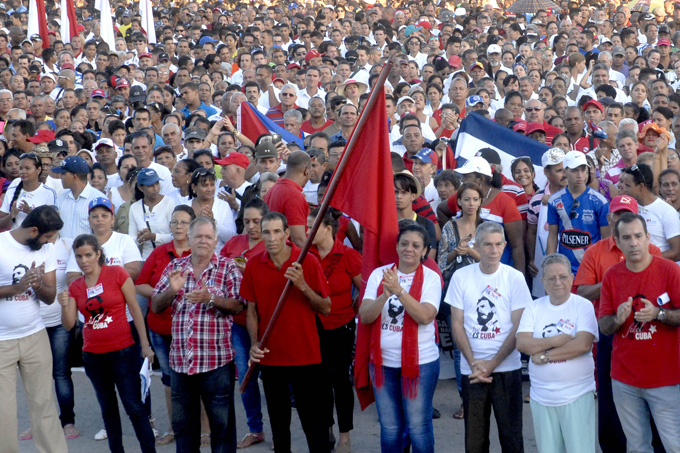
left=15, top=367, right=550, bottom=452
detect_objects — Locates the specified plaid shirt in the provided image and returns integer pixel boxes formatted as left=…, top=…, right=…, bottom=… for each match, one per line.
left=153, top=253, right=245, bottom=375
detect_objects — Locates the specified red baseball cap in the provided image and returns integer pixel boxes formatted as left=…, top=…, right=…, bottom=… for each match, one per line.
left=115, top=77, right=130, bottom=89
left=139, top=53, right=152, bottom=59
left=448, top=55, right=462, bottom=67
left=416, top=21, right=432, bottom=31
left=582, top=99, right=604, bottom=113
left=287, top=62, right=301, bottom=70
left=304, top=49, right=324, bottom=63
left=215, top=152, right=250, bottom=169
left=60, top=62, right=75, bottom=71
left=91, top=89, right=107, bottom=98
left=610, top=195, right=639, bottom=214
left=525, top=122, right=546, bottom=135
left=657, top=38, right=672, bottom=47
left=28, top=130, right=56, bottom=144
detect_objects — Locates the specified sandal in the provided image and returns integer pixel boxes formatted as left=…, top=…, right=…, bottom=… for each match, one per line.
left=201, top=432, right=211, bottom=447
left=237, top=432, right=265, bottom=449
left=156, top=432, right=175, bottom=446
left=453, top=404, right=464, bottom=419
left=19, top=428, right=32, bottom=440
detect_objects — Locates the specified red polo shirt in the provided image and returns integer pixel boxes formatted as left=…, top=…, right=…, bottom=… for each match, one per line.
left=220, top=234, right=266, bottom=326
left=311, top=240, right=362, bottom=330
left=264, top=178, right=309, bottom=226
left=240, top=244, right=330, bottom=366
left=136, top=242, right=192, bottom=335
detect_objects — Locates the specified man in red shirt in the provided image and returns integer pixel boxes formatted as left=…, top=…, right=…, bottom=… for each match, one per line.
left=263, top=150, right=311, bottom=247
left=301, top=96, right=333, bottom=134
left=242, top=212, right=331, bottom=453
left=599, top=213, right=680, bottom=453
left=574, top=195, right=661, bottom=453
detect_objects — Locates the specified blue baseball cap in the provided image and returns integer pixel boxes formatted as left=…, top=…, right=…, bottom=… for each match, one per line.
left=137, top=168, right=162, bottom=186
left=198, top=36, right=218, bottom=46
left=51, top=156, right=89, bottom=174
left=466, top=95, right=484, bottom=108
left=288, top=2, right=298, bottom=9
left=413, top=148, right=439, bottom=166
left=405, top=25, right=423, bottom=37
left=88, top=197, right=114, bottom=213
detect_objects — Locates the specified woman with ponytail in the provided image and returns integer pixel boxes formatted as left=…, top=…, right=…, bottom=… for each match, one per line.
left=359, top=222, right=442, bottom=453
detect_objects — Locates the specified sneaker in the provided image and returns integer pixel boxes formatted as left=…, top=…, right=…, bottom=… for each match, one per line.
left=63, top=424, right=80, bottom=439
left=19, top=428, right=32, bottom=441
left=94, top=429, right=108, bottom=441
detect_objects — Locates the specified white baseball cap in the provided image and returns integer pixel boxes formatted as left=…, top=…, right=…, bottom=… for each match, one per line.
left=541, top=147, right=566, bottom=167
left=455, top=156, right=493, bottom=177
left=487, top=44, right=502, bottom=55
left=563, top=151, right=589, bottom=169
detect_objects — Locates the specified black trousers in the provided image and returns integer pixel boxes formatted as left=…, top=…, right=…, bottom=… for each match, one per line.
left=461, top=368, right=524, bottom=453
left=319, top=319, right=356, bottom=433
left=260, top=363, right=331, bottom=453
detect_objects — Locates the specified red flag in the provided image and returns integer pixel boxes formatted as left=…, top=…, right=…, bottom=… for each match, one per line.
left=329, top=85, right=399, bottom=410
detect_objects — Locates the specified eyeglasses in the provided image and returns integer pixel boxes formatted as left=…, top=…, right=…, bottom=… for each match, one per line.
left=525, top=107, right=542, bottom=112
left=281, top=92, right=296, bottom=97
left=569, top=200, right=580, bottom=219
left=631, top=164, right=647, bottom=186
left=544, top=274, right=572, bottom=284
left=170, top=220, right=191, bottom=227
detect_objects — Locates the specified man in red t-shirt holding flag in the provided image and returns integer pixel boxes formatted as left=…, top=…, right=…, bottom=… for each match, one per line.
left=599, top=212, right=680, bottom=453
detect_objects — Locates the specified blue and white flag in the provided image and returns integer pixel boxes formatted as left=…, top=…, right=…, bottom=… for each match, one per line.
left=455, top=113, right=550, bottom=188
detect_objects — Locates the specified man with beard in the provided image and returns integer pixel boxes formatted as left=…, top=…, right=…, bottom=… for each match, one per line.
left=0, top=206, right=68, bottom=453
left=476, top=297, right=500, bottom=333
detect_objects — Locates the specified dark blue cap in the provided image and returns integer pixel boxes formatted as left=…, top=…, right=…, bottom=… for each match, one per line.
left=51, top=156, right=89, bottom=174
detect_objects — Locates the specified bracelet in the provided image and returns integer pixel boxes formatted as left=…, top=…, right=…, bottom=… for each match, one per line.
left=397, top=288, right=405, bottom=297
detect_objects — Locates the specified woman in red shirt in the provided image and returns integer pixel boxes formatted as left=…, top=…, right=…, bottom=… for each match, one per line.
left=307, top=208, right=362, bottom=453
left=60, top=234, right=155, bottom=453
left=219, top=197, right=268, bottom=448
left=135, top=205, right=195, bottom=446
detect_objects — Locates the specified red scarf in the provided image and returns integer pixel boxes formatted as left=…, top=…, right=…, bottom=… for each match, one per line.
left=371, top=263, right=424, bottom=398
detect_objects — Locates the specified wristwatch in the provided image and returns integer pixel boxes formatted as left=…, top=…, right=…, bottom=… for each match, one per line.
left=657, top=308, right=666, bottom=322
left=207, top=295, right=215, bottom=310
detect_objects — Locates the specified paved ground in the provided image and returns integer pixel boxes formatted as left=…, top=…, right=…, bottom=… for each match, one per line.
left=13, top=365, right=557, bottom=452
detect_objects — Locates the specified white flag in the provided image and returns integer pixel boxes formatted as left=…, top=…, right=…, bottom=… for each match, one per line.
left=95, top=0, right=116, bottom=51
left=27, top=0, right=40, bottom=38
left=139, top=0, right=156, bottom=44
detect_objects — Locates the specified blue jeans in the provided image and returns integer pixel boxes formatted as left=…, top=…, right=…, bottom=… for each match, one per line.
left=231, top=323, right=264, bottom=433
left=612, top=379, right=680, bottom=453
left=149, top=331, right=172, bottom=387
left=370, top=359, right=440, bottom=453
left=46, top=324, right=75, bottom=426
left=83, top=345, right=156, bottom=453
left=171, top=362, right=237, bottom=453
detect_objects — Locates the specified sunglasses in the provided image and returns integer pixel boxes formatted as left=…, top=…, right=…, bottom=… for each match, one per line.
left=20, top=152, right=42, bottom=165
left=631, top=164, right=648, bottom=186
left=281, top=92, right=296, bottom=97
left=525, top=107, right=542, bottom=112
left=192, top=167, right=216, bottom=178
left=569, top=200, right=580, bottom=219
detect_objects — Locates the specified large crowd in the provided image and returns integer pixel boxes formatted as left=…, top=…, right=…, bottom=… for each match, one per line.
left=1, top=0, right=680, bottom=452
